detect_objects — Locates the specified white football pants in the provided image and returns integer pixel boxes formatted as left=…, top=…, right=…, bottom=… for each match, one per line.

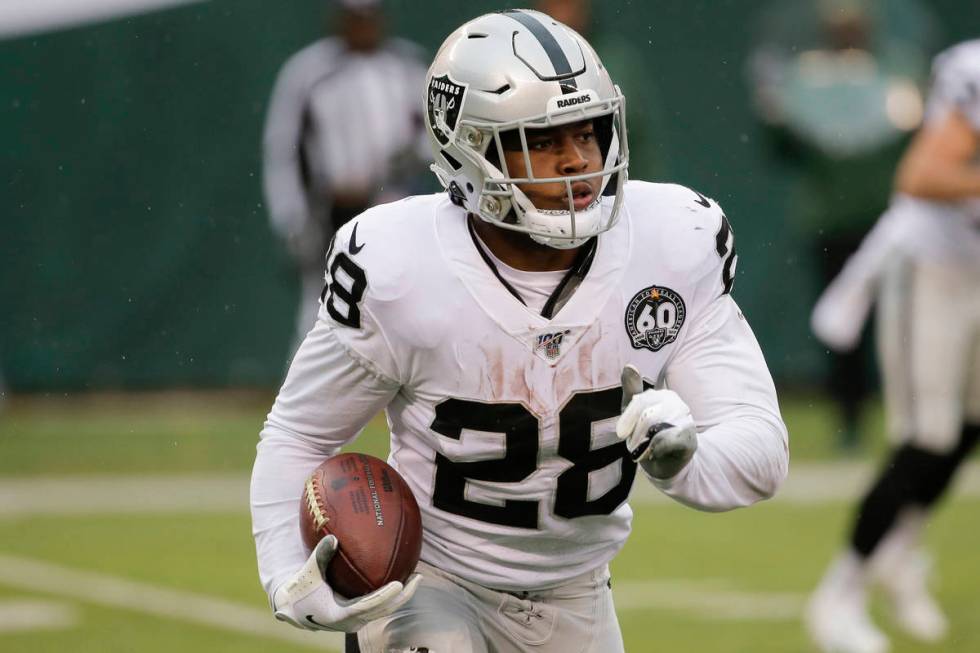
left=877, top=255, right=980, bottom=453
left=354, top=560, right=624, bottom=653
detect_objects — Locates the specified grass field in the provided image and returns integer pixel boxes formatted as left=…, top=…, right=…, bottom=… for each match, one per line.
left=0, top=391, right=976, bottom=652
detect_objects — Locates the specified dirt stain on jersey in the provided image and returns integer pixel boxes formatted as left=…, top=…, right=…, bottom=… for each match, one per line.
left=477, top=343, right=546, bottom=415
left=477, top=343, right=506, bottom=401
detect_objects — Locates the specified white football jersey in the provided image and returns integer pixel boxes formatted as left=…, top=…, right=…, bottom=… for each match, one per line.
left=251, top=181, right=787, bottom=597
left=888, top=39, right=980, bottom=261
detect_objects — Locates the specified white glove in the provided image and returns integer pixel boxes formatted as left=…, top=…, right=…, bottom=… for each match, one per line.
left=616, top=365, right=698, bottom=479
left=272, top=535, right=421, bottom=633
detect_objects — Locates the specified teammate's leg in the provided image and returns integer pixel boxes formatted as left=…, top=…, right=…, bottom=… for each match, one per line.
left=807, top=257, right=975, bottom=652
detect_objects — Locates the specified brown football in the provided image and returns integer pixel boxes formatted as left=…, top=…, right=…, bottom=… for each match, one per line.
left=300, top=452, right=422, bottom=598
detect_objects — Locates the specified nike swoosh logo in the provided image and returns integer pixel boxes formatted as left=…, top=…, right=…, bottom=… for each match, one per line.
left=305, top=615, right=332, bottom=629
left=349, top=222, right=365, bottom=255
left=692, top=190, right=710, bottom=208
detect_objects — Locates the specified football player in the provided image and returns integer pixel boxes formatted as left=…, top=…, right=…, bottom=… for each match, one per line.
left=251, top=10, right=789, bottom=652
left=807, top=39, right=980, bottom=653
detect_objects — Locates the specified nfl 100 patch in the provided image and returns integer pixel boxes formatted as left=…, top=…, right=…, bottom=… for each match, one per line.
left=624, top=285, right=686, bottom=352
left=427, top=73, right=467, bottom=145
left=534, top=329, right=571, bottom=360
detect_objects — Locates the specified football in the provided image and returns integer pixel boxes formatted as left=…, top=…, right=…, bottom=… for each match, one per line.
left=300, top=452, right=422, bottom=598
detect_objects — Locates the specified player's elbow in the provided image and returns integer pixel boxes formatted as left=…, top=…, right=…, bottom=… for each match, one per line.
left=757, top=418, right=790, bottom=500
left=727, top=416, right=789, bottom=506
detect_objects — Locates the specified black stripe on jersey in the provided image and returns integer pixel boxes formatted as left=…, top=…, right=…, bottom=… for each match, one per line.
left=344, top=633, right=361, bottom=653
left=467, top=218, right=527, bottom=306
left=715, top=214, right=737, bottom=295
left=500, top=9, right=578, bottom=91
left=320, top=234, right=337, bottom=302
left=467, top=216, right=598, bottom=318
left=540, top=237, right=597, bottom=319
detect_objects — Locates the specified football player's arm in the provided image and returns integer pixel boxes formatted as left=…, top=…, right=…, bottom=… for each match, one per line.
left=250, top=316, right=400, bottom=605
left=894, top=107, right=980, bottom=200
left=652, top=293, right=789, bottom=511
left=895, top=49, right=980, bottom=201
left=262, top=52, right=314, bottom=242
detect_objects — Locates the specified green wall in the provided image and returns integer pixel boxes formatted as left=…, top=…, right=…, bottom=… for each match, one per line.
left=1, top=0, right=976, bottom=390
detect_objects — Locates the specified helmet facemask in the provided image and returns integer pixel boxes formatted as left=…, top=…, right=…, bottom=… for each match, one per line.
left=446, top=93, right=628, bottom=249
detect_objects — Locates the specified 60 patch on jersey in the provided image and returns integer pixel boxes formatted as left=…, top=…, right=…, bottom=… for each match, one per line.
left=625, top=285, right=686, bottom=352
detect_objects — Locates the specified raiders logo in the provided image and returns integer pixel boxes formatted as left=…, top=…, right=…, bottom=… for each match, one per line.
left=624, top=285, right=686, bottom=352
left=427, top=74, right=467, bottom=146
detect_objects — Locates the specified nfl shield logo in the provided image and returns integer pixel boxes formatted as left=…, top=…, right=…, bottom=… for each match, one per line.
left=535, top=330, right=571, bottom=360
left=427, top=74, right=467, bottom=145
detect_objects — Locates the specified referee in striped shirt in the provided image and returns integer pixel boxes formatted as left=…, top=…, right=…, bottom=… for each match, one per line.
left=262, top=0, right=429, bottom=348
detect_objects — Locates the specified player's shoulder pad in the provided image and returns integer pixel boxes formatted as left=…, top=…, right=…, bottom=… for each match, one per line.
left=328, top=194, right=442, bottom=304
left=623, top=180, right=736, bottom=283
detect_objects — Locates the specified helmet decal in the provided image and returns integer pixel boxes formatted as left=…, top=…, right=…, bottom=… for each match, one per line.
left=500, top=9, right=581, bottom=88
left=427, top=74, right=467, bottom=146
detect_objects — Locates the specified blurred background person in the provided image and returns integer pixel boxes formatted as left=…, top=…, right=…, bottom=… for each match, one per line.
left=748, top=0, right=937, bottom=450
left=262, top=0, right=430, bottom=350
left=806, top=37, right=980, bottom=653
left=535, top=0, right=666, bottom=182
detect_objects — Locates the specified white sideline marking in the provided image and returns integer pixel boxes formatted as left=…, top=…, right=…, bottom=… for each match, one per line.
left=0, top=474, right=247, bottom=517
left=0, top=463, right=977, bottom=518
left=0, top=0, right=205, bottom=39
left=0, top=599, right=79, bottom=632
left=613, top=579, right=804, bottom=620
left=0, top=554, right=341, bottom=650
left=0, top=553, right=801, bottom=636
left=629, top=461, right=980, bottom=506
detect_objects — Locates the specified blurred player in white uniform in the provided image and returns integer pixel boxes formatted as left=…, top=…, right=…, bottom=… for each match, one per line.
left=807, top=39, right=980, bottom=653
left=263, top=0, right=429, bottom=348
left=251, top=10, right=789, bottom=652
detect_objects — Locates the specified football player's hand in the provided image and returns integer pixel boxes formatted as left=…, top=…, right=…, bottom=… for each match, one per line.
left=272, top=535, right=421, bottom=633
left=617, top=365, right=698, bottom=479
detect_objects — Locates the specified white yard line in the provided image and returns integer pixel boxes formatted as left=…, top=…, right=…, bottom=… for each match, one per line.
left=612, top=579, right=804, bottom=620
left=0, top=474, right=247, bottom=517
left=0, top=463, right=977, bottom=517
left=0, top=552, right=802, bottom=635
left=0, top=462, right=973, bottom=638
left=0, top=554, right=341, bottom=650
left=0, top=599, right=79, bottom=632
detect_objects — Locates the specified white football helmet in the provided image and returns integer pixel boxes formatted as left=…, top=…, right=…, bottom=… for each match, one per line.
left=424, top=9, right=629, bottom=249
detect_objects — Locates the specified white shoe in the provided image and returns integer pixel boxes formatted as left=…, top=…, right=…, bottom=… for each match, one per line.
left=806, top=553, right=890, bottom=653
left=880, top=552, right=948, bottom=642
left=806, top=592, right=890, bottom=653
